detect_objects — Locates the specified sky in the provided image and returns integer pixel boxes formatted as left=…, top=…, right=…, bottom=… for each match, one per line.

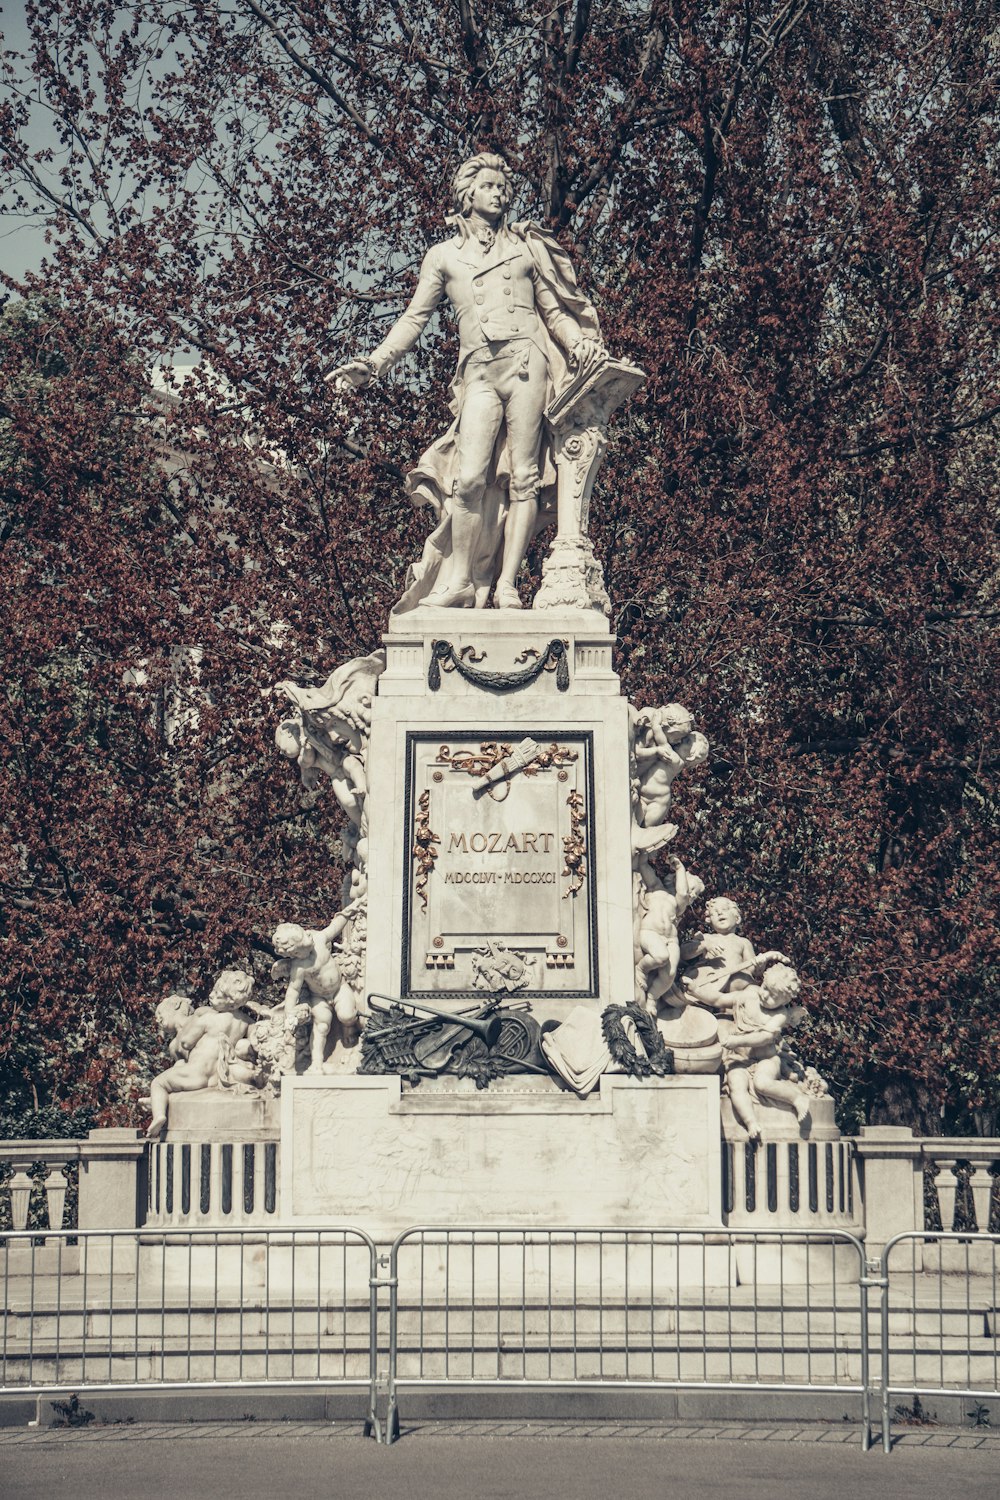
left=0, top=3, right=200, bottom=367
left=0, top=3, right=50, bottom=281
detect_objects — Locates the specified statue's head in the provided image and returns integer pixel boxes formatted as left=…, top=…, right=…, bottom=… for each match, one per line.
left=451, top=153, right=514, bottom=217
left=658, top=703, right=696, bottom=741
left=155, top=992, right=193, bottom=1035
left=684, top=731, right=710, bottom=764
left=760, top=962, right=801, bottom=1008
left=208, top=968, right=255, bottom=1011
left=274, top=718, right=302, bottom=760
left=272, top=922, right=312, bottom=959
left=706, top=897, right=741, bottom=933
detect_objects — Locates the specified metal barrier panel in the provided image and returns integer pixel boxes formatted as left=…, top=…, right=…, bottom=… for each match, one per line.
left=0, top=1226, right=384, bottom=1439
left=879, top=1230, right=1000, bottom=1454
left=386, top=1226, right=872, bottom=1447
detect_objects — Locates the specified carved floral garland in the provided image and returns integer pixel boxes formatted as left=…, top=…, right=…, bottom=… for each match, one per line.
left=412, top=789, right=440, bottom=911
left=435, top=741, right=579, bottom=779
left=562, top=788, right=587, bottom=898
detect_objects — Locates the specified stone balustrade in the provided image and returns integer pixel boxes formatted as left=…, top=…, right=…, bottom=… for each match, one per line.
left=0, top=1130, right=146, bottom=1234
left=1, top=1142, right=75, bottom=1232
left=854, top=1129, right=1000, bottom=1269
left=4, top=1126, right=997, bottom=1260
left=145, top=1139, right=279, bottom=1226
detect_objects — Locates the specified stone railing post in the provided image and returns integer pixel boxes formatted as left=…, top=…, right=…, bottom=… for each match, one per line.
left=855, top=1126, right=923, bottom=1265
left=77, top=1128, right=147, bottom=1230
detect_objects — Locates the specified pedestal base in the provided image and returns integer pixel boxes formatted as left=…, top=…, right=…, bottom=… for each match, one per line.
left=281, top=1073, right=722, bottom=1235
left=533, top=535, right=611, bottom=614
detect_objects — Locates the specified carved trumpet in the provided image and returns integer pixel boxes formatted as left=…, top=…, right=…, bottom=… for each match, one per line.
left=366, top=994, right=502, bottom=1050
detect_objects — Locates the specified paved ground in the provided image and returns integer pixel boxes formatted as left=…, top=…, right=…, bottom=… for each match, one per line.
left=1, top=1421, right=998, bottom=1500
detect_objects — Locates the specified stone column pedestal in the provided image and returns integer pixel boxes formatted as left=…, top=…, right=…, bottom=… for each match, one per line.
left=77, top=1128, right=146, bottom=1230
left=854, top=1126, right=923, bottom=1264
left=534, top=357, right=645, bottom=615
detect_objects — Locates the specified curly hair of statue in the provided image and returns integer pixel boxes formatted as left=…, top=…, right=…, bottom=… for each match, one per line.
left=450, top=152, right=514, bottom=215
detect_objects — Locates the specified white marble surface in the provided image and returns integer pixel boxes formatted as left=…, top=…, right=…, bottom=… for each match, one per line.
left=365, top=611, right=635, bottom=1023
left=282, top=1073, right=722, bottom=1232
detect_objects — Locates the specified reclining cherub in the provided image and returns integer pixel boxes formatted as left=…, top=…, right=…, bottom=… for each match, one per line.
left=144, top=970, right=268, bottom=1139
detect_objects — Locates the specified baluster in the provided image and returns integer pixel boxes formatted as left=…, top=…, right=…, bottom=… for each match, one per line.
left=232, top=1141, right=245, bottom=1224
left=252, top=1143, right=263, bottom=1219
left=44, top=1164, right=68, bottom=1234
left=210, top=1142, right=222, bottom=1220
left=775, top=1140, right=791, bottom=1219
left=9, top=1167, right=34, bottom=1230
left=167, top=1143, right=182, bottom=1226
left=935, top=1159, right=958, bottom=1232
left=969, top=1163, right=993, bottom=1234
left=726, top=1141, right=746, bottom=1222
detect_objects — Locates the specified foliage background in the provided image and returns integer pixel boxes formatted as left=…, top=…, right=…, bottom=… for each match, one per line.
left=1, top=0, right=998, bottom=1134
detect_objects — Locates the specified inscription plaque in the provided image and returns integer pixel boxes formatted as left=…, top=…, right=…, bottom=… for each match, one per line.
left=403, top=731, right=597, bottom=998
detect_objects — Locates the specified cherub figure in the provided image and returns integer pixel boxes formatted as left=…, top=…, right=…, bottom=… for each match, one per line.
left=219, top=1002, right=311, bottom=1093
left=274, top=715, right=367, bottom=828
left=271, top=913, right=360, bottom=1073
left=679, top=897, right=790, bottom=1012
left=631, top=704, right=709, bottom=829
left=275, top=650, right=383, bottom=822
left=634, top=854, right=705, bottom=1009
left=144, top=970, right=266, bottom=1139
left=721, top=963, right=812, bottom=1142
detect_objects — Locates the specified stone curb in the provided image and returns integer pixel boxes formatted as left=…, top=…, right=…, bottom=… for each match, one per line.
left=1, top=1419, right=998, bottom=1448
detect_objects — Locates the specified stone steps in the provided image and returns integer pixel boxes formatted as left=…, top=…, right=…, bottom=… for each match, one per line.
left=3, top=1314, right=995, bottom=1357
left=3, top=1296, right=995, bottom=1341
left=4, top=1345, right=999, bottom=1389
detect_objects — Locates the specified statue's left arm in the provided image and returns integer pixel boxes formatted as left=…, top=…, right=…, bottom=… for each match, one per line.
left=532, top=274, right=592, bottom=357
left=519, top=224, right=606, bottom=364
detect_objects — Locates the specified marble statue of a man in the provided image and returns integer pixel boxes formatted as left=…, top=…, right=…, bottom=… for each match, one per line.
left=331, top=153, right=606, bottom=611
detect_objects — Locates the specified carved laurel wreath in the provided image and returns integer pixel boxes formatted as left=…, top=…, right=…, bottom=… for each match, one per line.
left=561, top=788, right=587, bottom=898
left=601, top=1004, right=674, bottom=1080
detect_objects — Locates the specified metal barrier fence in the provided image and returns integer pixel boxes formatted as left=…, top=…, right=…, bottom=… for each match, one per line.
left=878, top=1230, right=1000, bottom=1453
left=385, top=1226, right=873, bottom=1446
left=6, top=1223, right=1000, bottom=1451
left=0, top=1226, right=384, bottom=1438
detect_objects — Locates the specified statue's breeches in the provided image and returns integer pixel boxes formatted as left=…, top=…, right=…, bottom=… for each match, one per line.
left=456, top=340, right=546, bottom=503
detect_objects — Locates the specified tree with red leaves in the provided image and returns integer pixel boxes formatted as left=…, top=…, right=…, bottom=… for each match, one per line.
left=1, top=1, right=998, bottom=1131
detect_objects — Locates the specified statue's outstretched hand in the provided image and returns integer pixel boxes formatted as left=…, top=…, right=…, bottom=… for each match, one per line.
left=326, top=358, right=375, bottom=393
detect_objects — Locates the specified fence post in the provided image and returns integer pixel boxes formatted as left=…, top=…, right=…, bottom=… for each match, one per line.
left=384, top=1236, right=403, bottom=1445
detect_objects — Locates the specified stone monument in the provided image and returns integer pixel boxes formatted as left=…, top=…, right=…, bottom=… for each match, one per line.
left=142, top=153, right=849, bottom=1255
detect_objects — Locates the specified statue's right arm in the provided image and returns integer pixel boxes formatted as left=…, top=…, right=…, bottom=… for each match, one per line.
left=329, top=247, right=446, bottom=389
left=283, top=970, right=304, bottom=1024
left=175, top=1012, right=208, bottom=1057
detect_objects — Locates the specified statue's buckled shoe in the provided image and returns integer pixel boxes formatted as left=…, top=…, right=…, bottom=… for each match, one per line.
left=422, top=582, right=475, bottom=609
left=493, top=583, right=523, bottom=610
